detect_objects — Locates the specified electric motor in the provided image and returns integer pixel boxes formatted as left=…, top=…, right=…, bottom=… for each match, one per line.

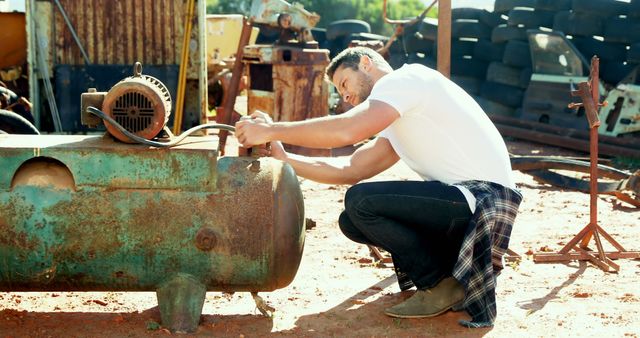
left=81, top=62, right=172, bottom=143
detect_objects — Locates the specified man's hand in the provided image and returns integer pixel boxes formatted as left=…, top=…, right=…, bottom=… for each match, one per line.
left=235, top=110, right=274, bottom=147
left=17, top=97, right=32, bottom=111
left=269, top=141, right=287, bottom=161
left=0, top=93, right=9, bottom=108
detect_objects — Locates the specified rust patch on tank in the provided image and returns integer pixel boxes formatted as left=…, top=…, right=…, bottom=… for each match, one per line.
left=0, top=195, right=39, bottom=250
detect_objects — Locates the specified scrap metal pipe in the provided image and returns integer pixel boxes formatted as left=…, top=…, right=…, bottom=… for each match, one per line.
left=0, top=135, right=305, bottom=332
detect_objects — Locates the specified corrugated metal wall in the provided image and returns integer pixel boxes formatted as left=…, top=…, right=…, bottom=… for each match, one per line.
left=54, top=0, right=187, bottom=66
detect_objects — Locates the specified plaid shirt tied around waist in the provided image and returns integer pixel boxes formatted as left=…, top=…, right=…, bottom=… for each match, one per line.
left=394, top=180, right=523, bottom=328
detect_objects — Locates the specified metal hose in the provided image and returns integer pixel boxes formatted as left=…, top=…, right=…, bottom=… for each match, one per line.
left=87, top=106, right=235, bottom=148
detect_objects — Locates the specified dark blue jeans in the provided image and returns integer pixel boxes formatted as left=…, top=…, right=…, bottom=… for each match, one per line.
left=338, top=181, right=472, bottom=289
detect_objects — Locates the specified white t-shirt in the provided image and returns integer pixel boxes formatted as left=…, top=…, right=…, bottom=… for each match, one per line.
left=368, top=63, right=515, bottom=212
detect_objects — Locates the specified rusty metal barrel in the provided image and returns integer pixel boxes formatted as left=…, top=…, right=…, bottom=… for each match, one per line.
left=0, top=134, right=305, bottom=332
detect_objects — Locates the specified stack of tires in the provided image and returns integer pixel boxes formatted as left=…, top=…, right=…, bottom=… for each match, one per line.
left=447, top=8, right=504, bottom=98
left=402, top=17, right=437, bottom=68
left=317, top=0, right=640, bottom=122
left=389, top=9, right=507, bottom=95
left=385, top=0, right=640, bottom=119
left=557, top=0, right=640, bottom=85
left=324, top=20, right=389, bottom=58
left=630, top=0, right=640, bottom=68
left=474, top=0, right=547, bottom=116
left=478, top=0, right=640, bottom=116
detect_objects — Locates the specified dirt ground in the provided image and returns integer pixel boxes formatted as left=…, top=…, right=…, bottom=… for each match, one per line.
left=1, top=139, right=639, bottom=337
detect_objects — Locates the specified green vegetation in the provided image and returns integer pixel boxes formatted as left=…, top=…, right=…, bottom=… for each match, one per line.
left=205, top=0, right=437, bottom=35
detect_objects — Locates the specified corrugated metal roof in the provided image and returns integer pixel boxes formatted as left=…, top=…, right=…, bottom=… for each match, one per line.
left=54, top=0, right=187, bottom=66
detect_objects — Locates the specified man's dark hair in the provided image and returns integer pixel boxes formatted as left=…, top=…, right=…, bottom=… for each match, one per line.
left=325, top=47, right=389, bottom=82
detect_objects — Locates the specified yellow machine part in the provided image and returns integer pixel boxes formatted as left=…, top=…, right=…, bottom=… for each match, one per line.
left=0, top=13, right=26, bottom=69
left=206, top=14, right=259, bottom=68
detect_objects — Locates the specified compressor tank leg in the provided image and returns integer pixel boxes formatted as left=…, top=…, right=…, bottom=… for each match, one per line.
left=156, top=273, right=207, bottom=333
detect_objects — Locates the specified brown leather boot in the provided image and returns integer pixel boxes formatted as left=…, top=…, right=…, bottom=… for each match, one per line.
left=384, top=277, right=465, bottom=318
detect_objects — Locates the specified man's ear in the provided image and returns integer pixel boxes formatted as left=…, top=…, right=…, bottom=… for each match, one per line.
left=359, top=55, right=372, bottom=71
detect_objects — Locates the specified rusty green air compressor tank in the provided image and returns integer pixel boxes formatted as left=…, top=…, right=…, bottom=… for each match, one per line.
left=0, top=65, right=305, bottom=333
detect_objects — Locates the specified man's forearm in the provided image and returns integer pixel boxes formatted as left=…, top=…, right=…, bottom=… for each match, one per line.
left=281, top=152, right=360, bottom=185
left=268, top=100, right=395, bottom=148
left=269, top=114, right=359, bottom=149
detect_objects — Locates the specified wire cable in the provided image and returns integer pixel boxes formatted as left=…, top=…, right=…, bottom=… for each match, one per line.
left=87, top=106, right=235, bottom=148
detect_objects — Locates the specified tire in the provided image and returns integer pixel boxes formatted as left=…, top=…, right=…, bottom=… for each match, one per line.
left=491, top=24, right=528, bottom=43
left=452, top=8, right=505, bottom=27
left=448, top=39, right=477, bottom=57
left=404, top=22, right=435, bottom=54
left=571, top=37, right=627, bottom=62
left=406, top=53, right=436, bottom=68
left=404, top=36, right=435, bottom=55
left=630, top=0, right=640, bottom=19
left=552, top=11, right=604, bottom=37
left=507, top=8, right=555, bottom=28
left=347, top=32, right=389, bottom=50
left=535, top=0, right=571, bottom=11
left=326, top=20, right=370, bottom=41
left=311, top=28, right=326, bottom=45
left=480, top=81, right=525, bottom=107
left=452, top=8, right=485, bottom=20
left=389, top=37, right=405, bottom=54
left=473, top=40, right=506, bottom=62
left=520, top=67, right=532, bottom=88
left=254, top=23, right=280, bottom=44
left=629, top=43, right=640, bottom=64
left=417, top=18, right=438, bottom=41
left=0, top=109, right=39, bottom=134
left=327, top=37, right=348, bottom=58
left=388, top=52, right=408, bottom=69
left=350, top=32, right=389, bottom=43
left=451, top=58, right=489, bottom=79
left=479, top=10, right=506, bottom=27
left=600, top=62, right=637, bottom=85
left=572, top=0, right=628, bottom=17
left=494, top=0, right=536, bottom=13
left=486, top=62, right=527, bottom=88
left=503, top=40, right=532, bottom=68
left=603, top=18, right=640, bottom=44
left=451, top=20, right=492, bottom=39
left=451, top=76, right=481, bottom=95
left=475, top=96, right=517, bottom=116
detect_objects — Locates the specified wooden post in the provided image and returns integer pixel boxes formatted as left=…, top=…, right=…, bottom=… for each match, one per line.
left=437, top=0, right=451, bottom=78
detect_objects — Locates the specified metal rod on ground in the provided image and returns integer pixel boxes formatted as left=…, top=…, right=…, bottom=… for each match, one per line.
left=172, top=0, right=196, bottom=135
left=489, top=114, right=640, bottom=150
left=53, top=0, right=90, bottom=65
left=217, top=18, right=252, bottom=156
left=492, top=122, right=640, bottom=159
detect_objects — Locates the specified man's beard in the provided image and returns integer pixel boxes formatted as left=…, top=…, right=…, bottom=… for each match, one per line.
left=354, top=72, right=374, bottom=105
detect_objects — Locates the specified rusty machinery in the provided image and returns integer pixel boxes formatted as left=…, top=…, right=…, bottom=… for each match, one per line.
left=216, top=0, right=331, bottom=157
left=0, top=64, right=305, bottom=333
left=80, top=62, right=241, bottom=148
left=245, top=0, right=330, bottom=156
left=81, top=62, right=172, bottom=143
